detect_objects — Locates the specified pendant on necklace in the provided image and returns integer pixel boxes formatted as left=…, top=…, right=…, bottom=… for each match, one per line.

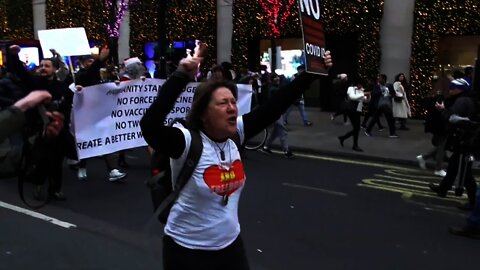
left=220, top=150, right=225, bottom=161
left=222, top=195, right=229, bottom=206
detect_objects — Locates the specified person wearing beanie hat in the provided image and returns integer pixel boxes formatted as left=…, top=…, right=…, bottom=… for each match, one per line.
left=117, top=56, right=149, bottom=168
left=120, top=57, right=147, bottom=81
left=437, top=70, right=480, bottom=238
left=124, top=57, right=142, bottom=67
left=429, top=70, right=477, bottom=210
left=448, top=77, right=470, bottom=94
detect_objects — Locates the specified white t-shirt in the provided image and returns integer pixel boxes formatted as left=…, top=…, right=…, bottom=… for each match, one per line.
left=164, top=117, right=247, bottom=250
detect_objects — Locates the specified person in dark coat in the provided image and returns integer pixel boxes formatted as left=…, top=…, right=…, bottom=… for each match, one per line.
left=330, top=73, right=349, bottom=124
left=364, top=74, right=397, bottom=138
left=429, top=73, right=478, bottom=209
left=7, top=45, right=74, bottom=200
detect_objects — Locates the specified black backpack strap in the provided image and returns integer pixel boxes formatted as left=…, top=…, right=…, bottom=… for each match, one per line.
left=148, top=129, right=203, bottom=226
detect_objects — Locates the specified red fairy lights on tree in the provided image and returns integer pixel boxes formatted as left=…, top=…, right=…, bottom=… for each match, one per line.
left=260, top=0, right=297, bottom=38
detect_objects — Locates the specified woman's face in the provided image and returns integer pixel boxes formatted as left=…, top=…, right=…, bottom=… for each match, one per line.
left=399, top=74, right=405, bottom=81
left=202, top=87, right=238, bottom=140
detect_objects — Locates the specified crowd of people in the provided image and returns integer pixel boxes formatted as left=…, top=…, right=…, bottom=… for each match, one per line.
left=0, top=38, right=479, bottom=270
left=331, top=72, right=412, bottom=151
left=0, top=44, right=157, bottom=199
left=328, top=67, right=479, bottom=239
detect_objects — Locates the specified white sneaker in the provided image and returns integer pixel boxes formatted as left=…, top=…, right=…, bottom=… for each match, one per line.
left=434, top=170, right=447, bottom=177
left=109, top=169, right=127, bottom=182
left=67, top=159, right=80, bottom=165
left=416, top=155, right=426, bottom=169
left=77, top=168, right=87, bottom=181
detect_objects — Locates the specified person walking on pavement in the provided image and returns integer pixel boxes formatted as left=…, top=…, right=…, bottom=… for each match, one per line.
left=416, top=91, right=448, bottom=177
left=429, top=72, right=477, bottom=210
left=283, top=65, right=313, bottom=127
left=261, top=73, right=294, bottom=158
left=140, top=41, right=332, bottom=270
left=361, top=77, right=385, bottom=131
left=331, top=73, right=349, bottom=124
left=364, top=74, right=398, bottom=138
left=392, top=73, right=411, bottom=130
left=338, top=78, right=370, bottom=152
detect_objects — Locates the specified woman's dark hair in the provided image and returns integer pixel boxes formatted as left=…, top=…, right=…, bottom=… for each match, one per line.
left=394, top=73, right=405, bottom=82
left=186, top=80, right=238, bottom=131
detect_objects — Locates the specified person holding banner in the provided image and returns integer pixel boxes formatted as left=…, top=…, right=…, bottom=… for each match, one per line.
left=117, top=56, right=150, bottom=167
left=140, top=41, right=332, bottom=269
left=74, top=46, right=127, bottom=182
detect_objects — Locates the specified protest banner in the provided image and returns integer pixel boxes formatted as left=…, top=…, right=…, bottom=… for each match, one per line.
left=38, top=27, right=91, bottom=58
left=298, top=0, right=328, bottom=75
left=73, top=79, right=252, bottom=159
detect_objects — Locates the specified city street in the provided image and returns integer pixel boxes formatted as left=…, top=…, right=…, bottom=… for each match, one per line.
left=0, top=148, right=478, bottom=270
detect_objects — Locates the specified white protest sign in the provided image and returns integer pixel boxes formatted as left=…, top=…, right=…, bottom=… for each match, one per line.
left=73, top=79, right=252, bottom=159
left=38, top=27, right=91, bottom=58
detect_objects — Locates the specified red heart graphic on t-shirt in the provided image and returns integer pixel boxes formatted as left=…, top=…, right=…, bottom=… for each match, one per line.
left=203, top=160, right=245, bottom=196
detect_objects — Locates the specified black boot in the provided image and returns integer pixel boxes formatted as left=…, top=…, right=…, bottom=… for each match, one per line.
left=449, top=225, right=480, bottom=239
left=352, top=146, right=363, bottom=152
left=428, top=183, right=448, bottom=197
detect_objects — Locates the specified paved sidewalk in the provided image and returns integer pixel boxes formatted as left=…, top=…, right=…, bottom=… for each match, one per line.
left=268, top=107, right=433, bottom=168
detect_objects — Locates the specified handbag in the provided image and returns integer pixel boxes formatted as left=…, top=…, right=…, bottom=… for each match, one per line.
left=377, top=95, right=392, bottom=110
left=393, top=95, right=403, bottom=102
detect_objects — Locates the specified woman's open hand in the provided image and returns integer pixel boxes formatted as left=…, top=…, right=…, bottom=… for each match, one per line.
left=178, top=40, right=208, bottom=78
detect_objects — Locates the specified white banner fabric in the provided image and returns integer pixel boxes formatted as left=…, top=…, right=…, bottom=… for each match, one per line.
left=73, top=79, right=252, bottom=159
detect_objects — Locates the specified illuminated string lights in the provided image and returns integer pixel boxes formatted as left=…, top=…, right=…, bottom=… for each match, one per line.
left=46, top=0, right=107, bottom=43
left=410, top=0, right=480, bottom=117
left=129, top=0, right=159, bottom=59
left=232, top=0, right=384, bottom=87
left=0, top=0, right=33, bottom=40
left=4, top=0, right=478, bottom=118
